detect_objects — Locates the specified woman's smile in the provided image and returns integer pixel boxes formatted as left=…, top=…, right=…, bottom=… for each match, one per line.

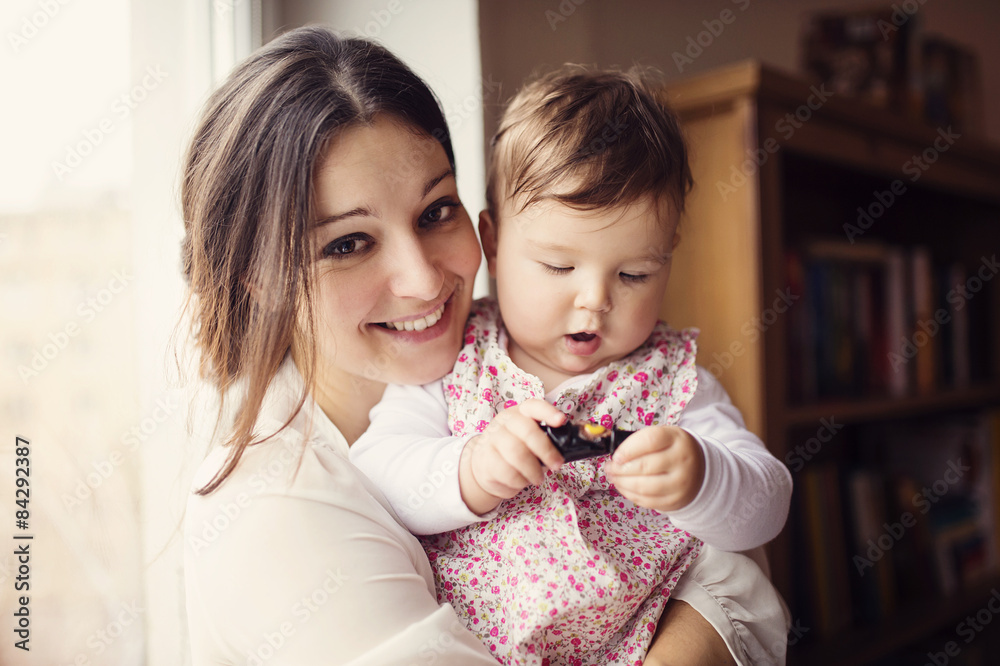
left=371, top=290, right=455, bottom=341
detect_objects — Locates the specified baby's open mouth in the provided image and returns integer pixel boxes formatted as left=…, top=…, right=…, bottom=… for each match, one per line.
left=565, top=330, right=601, bottom=356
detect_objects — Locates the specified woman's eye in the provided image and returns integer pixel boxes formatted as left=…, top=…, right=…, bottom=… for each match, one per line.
left=421, top=200, right=459, bottom=227
left=542, top=264, right=572, bottom=275
left=322, top=234, right=371, bottom=259
left=620, top=272, right=650, bottom=284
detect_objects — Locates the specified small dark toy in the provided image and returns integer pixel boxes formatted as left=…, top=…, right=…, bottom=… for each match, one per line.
left=541, top=420, right=636, bottom=463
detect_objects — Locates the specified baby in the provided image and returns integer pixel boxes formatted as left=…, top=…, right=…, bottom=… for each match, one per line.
left=353, top=66, right=792, bottom=665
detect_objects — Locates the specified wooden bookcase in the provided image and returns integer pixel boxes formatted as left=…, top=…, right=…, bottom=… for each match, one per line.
left=659, top=61, right=1000, bottom=664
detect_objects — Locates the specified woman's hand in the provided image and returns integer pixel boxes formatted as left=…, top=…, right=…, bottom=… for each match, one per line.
left=458, top=400, right=566, bottom=515
left=605, top=426, right=706, bottom=513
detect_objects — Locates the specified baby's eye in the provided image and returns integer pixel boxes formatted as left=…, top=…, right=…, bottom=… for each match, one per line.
left=620, top=272, right=650, bottom=284
left=323, top=233, right=372, bottom=259
left=542, top=264, right=572, bottom=275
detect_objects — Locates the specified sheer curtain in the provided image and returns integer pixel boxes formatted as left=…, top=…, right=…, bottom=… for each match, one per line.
left=0, top=1, right=252, bottom=663
left=132, top=2, right=260, bottom=664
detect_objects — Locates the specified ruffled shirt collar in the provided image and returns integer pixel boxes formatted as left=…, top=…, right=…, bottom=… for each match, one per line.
left=254, top=352, right=350, bottom=458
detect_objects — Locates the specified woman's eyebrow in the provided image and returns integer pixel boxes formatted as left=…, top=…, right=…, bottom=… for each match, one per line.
left=423, top=168, right=455, bottom=197
left=313, top=169, right=454, bottom=228
left=313, top=206, right=375, bottom=228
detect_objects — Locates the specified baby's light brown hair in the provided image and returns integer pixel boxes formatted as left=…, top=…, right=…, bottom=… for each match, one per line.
left=486, top=64, right=693, bottom=222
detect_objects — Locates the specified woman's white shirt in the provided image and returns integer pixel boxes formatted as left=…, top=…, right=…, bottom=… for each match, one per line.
left=183, top=356, right=498, bottom=665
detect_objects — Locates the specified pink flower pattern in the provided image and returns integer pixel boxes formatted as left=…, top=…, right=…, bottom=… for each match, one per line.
left=425, top=299, right=701, bottom=665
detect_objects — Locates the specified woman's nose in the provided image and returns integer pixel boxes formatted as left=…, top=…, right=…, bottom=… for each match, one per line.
left=386, top=234, right=444, bottom=302
left=574, top=276, right=612, bottom=313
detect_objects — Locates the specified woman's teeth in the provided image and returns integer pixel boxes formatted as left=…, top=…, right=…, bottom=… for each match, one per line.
left=383, top=302, right=446, bottom=332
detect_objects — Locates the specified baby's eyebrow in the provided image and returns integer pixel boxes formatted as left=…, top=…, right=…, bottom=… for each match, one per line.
left=641, top=249, right=672, bottom=265
left=528, top=239, right=670, bottom=266
left=528, top=240, right=576, bottom=253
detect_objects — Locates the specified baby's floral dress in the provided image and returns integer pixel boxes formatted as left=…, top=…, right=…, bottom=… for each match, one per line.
left=420, top=298, right=703, bottom=665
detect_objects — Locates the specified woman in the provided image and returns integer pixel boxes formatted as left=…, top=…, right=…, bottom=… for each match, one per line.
left=181, top=26, right=748, bottom=665
left=181, top=26, right=494, bottom=664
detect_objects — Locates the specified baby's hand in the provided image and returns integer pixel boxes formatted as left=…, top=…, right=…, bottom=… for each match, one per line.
left=459, top=400, right=566, bottom=515
left=605, top=426, right=705, bottom=513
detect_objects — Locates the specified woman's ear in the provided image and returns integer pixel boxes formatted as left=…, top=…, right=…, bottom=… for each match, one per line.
left=479, top=209, right=499, bottom=277
left=672, top=230, right=682, bottom=250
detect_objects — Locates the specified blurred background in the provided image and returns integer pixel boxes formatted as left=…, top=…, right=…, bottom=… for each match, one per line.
left=1, top=1, right=998, bottom=664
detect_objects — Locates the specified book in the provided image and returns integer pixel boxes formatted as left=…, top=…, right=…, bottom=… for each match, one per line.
left=909, top=246, right=936, bottom=393
left=846, top=468, right=896, bottom=620
left=965, top=270, right=994, bottom=384
left=974, top=410, right=1000, bottom=573
left=878, top=414, right=999, bottom=593
left=885, top=247, right=909, bottom=397
left=853, top=268, right=873, bottom=393
left=890, top=475, right=938, bottom=600
left=795, top=462, right=869, bottom=637
left=948, top=262, right=971, bottom=388
left=990, top=410, right=1000, bottom=570
left=800, top=468, right=831, bottom=634
left=868, top=265, right=890, bottom=394
left=822, top=464, right=853, bottom=634
left=800, top=240, right=890, bottom=399
left=936, top=265, right=955, bottom=387
left=807, top=261, right=833, bottom=398
left=828, top=264, right=853, bottom=396
left=928, top=502, right=980, bottom=596
left=922, top=36, right=984, bottom=134
left=786, top=250, right=814, bottom=402
left=802, top=8, right=916, bottom=113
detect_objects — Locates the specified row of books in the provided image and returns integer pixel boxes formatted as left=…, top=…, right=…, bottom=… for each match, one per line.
left=785, top=239, right=993, bottom=404
left=791, top=409, right=1000, bottom=640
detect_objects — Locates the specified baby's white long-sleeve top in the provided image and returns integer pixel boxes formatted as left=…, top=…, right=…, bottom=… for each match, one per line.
left=351, top=366, right=792, bottom=552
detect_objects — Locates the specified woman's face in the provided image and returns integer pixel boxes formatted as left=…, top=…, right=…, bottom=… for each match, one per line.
left=302, top=115, right=481, bottom=390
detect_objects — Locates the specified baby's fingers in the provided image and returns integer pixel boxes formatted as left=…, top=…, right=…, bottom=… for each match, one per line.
left=610, top=471, right=670, bottom=497
left=472, top=434, right=533, bottom=496
left=515, top=399, right=567, bottom=428
left=503, top=413, right=564, bottom=471
left=610, top=428, right=668, bottom=465
left=492, top=428, right=548, bottom=486
left=483, top=463, right=533, bottom=498
left=610, top=473, right=681, bottom=512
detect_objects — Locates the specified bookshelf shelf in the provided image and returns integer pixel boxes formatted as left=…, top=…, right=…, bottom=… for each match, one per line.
left=660, top=61, right=1000, bottom=664
left=795, top=573, right=1000, bottom=666
left=785, top=384, right=1000, bottom=428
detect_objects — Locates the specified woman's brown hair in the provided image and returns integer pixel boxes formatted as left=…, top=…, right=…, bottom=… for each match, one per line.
left=181, top=26, right=455, bottom=494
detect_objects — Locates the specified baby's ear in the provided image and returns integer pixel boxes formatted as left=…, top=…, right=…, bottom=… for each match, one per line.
left=478, top=210, right=499, bottom=277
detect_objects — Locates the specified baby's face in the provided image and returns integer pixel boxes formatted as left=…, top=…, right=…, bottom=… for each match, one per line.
left=484, top=196, right=678, bottom=389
